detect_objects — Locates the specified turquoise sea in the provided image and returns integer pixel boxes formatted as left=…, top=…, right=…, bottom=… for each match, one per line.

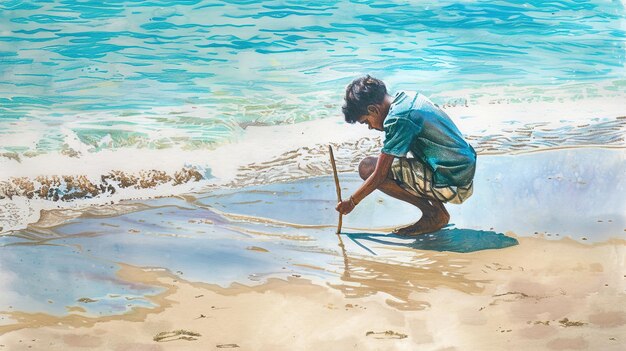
left=1, top=0, right=625, bottom=155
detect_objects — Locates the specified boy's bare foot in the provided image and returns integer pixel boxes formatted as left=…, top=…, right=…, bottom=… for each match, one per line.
left=393, top=204, right=450, bottom=236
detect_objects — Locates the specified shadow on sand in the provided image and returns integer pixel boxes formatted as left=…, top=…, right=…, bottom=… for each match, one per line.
left=343, top=228, right=519, bottom=254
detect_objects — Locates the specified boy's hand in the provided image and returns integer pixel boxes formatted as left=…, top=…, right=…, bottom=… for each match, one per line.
left=336, top=198, right=356, bottom=215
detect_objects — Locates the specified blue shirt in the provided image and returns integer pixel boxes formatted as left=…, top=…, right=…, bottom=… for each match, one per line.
left=381, top=91, right=476, bottom=187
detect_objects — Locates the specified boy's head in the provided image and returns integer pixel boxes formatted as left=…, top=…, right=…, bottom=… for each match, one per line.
left=342, top=75, right=388, bottom=131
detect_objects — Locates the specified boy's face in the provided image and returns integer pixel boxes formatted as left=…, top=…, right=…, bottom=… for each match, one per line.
left=357, top=104, right=384, bottom=131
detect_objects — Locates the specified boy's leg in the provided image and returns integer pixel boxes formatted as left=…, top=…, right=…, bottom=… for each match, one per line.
left=359, top=157, right=449, bottom=235
left=379, top=179, right=450, bottom=235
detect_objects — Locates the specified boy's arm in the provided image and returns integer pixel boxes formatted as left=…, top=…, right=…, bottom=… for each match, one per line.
left=336, top=152, right=394, bottom=215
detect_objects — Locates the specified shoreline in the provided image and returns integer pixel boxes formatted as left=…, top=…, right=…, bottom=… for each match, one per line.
left=0, top=146, right=624, bottom=349
left=1, top=139, right=625, bottom=236
left=1, top=146, right=624, bottom=312
left=12, top=146, right=626, bottom=244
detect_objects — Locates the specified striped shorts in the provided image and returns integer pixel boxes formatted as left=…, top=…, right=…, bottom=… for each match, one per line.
left=389, top=157, right=473, bottom=204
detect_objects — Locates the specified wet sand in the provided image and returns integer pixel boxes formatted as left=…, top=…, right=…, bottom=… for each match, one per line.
left=1, top=237, right=624, bottom=350
left=0, top=148, right=625, bottom=350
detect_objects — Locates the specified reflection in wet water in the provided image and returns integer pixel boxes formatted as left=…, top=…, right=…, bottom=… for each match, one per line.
left=324, top=221, right=516, bottom=310
left=329, top=232, right=488, bottom=310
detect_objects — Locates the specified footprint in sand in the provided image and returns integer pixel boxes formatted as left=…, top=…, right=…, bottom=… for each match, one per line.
left=153, top=330, right=201, bottom=342
left=365, top=330, right=408, bottom=339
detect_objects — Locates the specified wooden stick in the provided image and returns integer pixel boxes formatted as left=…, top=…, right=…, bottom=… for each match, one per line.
left=328, top=145, right=342, bottom=234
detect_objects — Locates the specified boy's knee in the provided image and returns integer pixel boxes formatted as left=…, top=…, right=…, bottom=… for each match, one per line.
left=358, top=157, right=377, bottom=180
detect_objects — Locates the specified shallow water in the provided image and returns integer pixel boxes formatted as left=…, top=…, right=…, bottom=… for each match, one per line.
left=202, top=148, right=626, bottom=241
left=1, top=148, right=623, bottom=318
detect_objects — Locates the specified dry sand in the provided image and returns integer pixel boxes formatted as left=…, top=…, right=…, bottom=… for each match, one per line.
left=1, top=235, right=624, bottom=351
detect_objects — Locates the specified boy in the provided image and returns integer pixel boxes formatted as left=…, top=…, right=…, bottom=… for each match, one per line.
left=335, top=75, right=476, bottom=236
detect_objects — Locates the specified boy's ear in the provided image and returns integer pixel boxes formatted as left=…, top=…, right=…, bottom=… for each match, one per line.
left=367, top=104, right=378, bottom=115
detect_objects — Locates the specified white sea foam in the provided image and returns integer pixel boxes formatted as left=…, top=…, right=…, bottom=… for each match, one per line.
left=0, top=114, right=377, bottom=234
left=1, top=97, right=624, bottom=234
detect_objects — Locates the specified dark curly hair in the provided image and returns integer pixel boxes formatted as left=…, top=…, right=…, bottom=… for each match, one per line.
left=342, top=75, right=387, bottom=124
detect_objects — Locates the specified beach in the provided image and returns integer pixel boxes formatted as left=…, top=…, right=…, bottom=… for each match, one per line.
left=1, top=0, right=626, bottom=349
left=1, top=145, right=625, bottom=350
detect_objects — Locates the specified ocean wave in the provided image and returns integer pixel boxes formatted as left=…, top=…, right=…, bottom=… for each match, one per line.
left=0, top=167, right=205, bottom=202
left=1, top=115, right=623, bottom=202
left=1, top=101, right=624, bottom=235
